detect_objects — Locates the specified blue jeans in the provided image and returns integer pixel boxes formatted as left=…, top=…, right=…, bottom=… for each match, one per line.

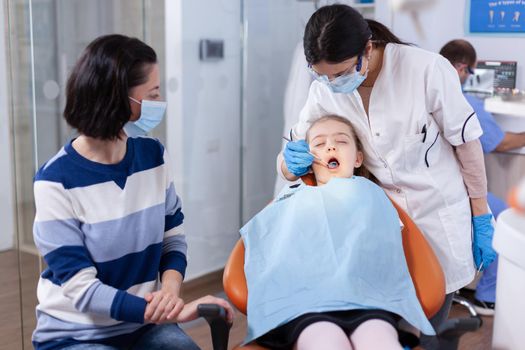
left=62, top=324, right=201, bottom=350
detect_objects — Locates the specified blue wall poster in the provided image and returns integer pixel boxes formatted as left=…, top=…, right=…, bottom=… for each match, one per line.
left=470, top=0, right=525, bottom=33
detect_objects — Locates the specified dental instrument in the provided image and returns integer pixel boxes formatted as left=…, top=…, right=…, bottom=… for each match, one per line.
left=282, top=136, right=331, bottom=168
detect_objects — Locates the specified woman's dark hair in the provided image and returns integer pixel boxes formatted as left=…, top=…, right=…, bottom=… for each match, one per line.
left=304, top=4, right=408, bottom=65
left=439, top=39, right=477, bottom=67
left=64, top=34, right=157, bottom=140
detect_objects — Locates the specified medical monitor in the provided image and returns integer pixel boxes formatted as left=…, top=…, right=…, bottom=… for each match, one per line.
left=464, top=60, right=517, bottom=95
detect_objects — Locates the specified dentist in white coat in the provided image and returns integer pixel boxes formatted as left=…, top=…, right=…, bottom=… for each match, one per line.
left=278, top=5, right=496, bottom=349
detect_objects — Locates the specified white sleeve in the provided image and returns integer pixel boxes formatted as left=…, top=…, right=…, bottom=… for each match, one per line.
left=425, top=55, right=482, bottom=146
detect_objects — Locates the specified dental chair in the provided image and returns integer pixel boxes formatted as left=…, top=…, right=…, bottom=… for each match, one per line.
left=215, top=174, right=482, bottom=350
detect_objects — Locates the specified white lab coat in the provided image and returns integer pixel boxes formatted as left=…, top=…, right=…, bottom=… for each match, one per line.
left=281, top=43, right=483, bottom=293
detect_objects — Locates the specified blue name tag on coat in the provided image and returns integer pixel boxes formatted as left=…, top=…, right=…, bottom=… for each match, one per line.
left=240, top=176, right=435, bottom=343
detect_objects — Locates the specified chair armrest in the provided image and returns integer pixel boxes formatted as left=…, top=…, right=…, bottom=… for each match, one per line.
left=197, top=304, right=231, bottom=350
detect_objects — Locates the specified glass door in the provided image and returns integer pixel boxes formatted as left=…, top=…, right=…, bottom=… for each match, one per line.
left=2, top=1, right=164, bottom=347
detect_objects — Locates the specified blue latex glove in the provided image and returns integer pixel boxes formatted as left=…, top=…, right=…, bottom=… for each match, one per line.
left=283, top=139, right=314, bottom=177
left=472, top=213, right=497, bottom=271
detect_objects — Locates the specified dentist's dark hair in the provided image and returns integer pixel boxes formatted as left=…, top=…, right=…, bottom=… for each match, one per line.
left=303, top=4, right=409, bottom=65
left=64, top=34, right=157, bottom=140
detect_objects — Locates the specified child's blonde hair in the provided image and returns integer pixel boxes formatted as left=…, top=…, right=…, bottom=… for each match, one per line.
left=306, top=115, right=370, bottom=179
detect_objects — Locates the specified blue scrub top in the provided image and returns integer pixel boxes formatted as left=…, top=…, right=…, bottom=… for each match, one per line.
left=464, top=93, right=505, bottom=154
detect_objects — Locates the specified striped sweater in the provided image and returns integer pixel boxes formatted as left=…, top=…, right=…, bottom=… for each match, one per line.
left=32, top=137, right=187, bottom=349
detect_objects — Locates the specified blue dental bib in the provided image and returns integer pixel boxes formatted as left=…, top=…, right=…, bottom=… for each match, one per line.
left=240, top=176, right=435, bottom=343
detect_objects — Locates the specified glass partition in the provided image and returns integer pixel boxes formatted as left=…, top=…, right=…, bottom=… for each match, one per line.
left=3, top=0, right=164, bottom=347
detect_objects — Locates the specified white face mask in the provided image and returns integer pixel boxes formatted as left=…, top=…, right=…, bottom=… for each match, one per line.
left=125, top=96, right=167, bottom=136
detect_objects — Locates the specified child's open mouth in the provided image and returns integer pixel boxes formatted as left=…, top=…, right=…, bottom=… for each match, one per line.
left=327, top=157, right=339, bottom=169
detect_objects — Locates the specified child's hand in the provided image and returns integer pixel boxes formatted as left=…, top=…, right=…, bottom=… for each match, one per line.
left=144, top=290, right=184, bottom=324
left=175, top=295, right=234, bottom=324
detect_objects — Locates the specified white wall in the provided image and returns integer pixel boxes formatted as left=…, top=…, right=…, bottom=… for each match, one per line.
left=165, top=0, right=242, bottom=279
left=0, top=1, right=16, bottom=251
left=375, top=0, right=525, bottom=89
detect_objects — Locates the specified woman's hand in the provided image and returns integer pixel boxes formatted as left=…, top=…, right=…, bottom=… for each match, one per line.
left=175, top=295, right=235, bottom=325
left=144, top=289, right=184, bottom=324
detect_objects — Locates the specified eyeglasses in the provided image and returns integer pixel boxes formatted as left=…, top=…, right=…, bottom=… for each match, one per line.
left=308, top=55, right=363, bottom=83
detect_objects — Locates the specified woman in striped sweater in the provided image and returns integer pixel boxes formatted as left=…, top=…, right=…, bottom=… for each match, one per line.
left=32, top=34, right=232, bottom=350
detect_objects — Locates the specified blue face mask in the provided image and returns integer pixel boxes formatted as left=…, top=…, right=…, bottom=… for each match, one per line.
left=310, top=55, right=368, bottom=94
left=329, top=55, right=368, bottom=94
left=126, top=97, right=167, bottom=135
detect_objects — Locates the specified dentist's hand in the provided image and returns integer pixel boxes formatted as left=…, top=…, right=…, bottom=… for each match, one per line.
left=283, top=140, right=314, bottom=177
left=472, top=213, right=497, bottom=270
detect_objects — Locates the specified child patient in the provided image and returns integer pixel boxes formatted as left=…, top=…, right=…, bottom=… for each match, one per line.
left=240, top=115, right=434, bottom=350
